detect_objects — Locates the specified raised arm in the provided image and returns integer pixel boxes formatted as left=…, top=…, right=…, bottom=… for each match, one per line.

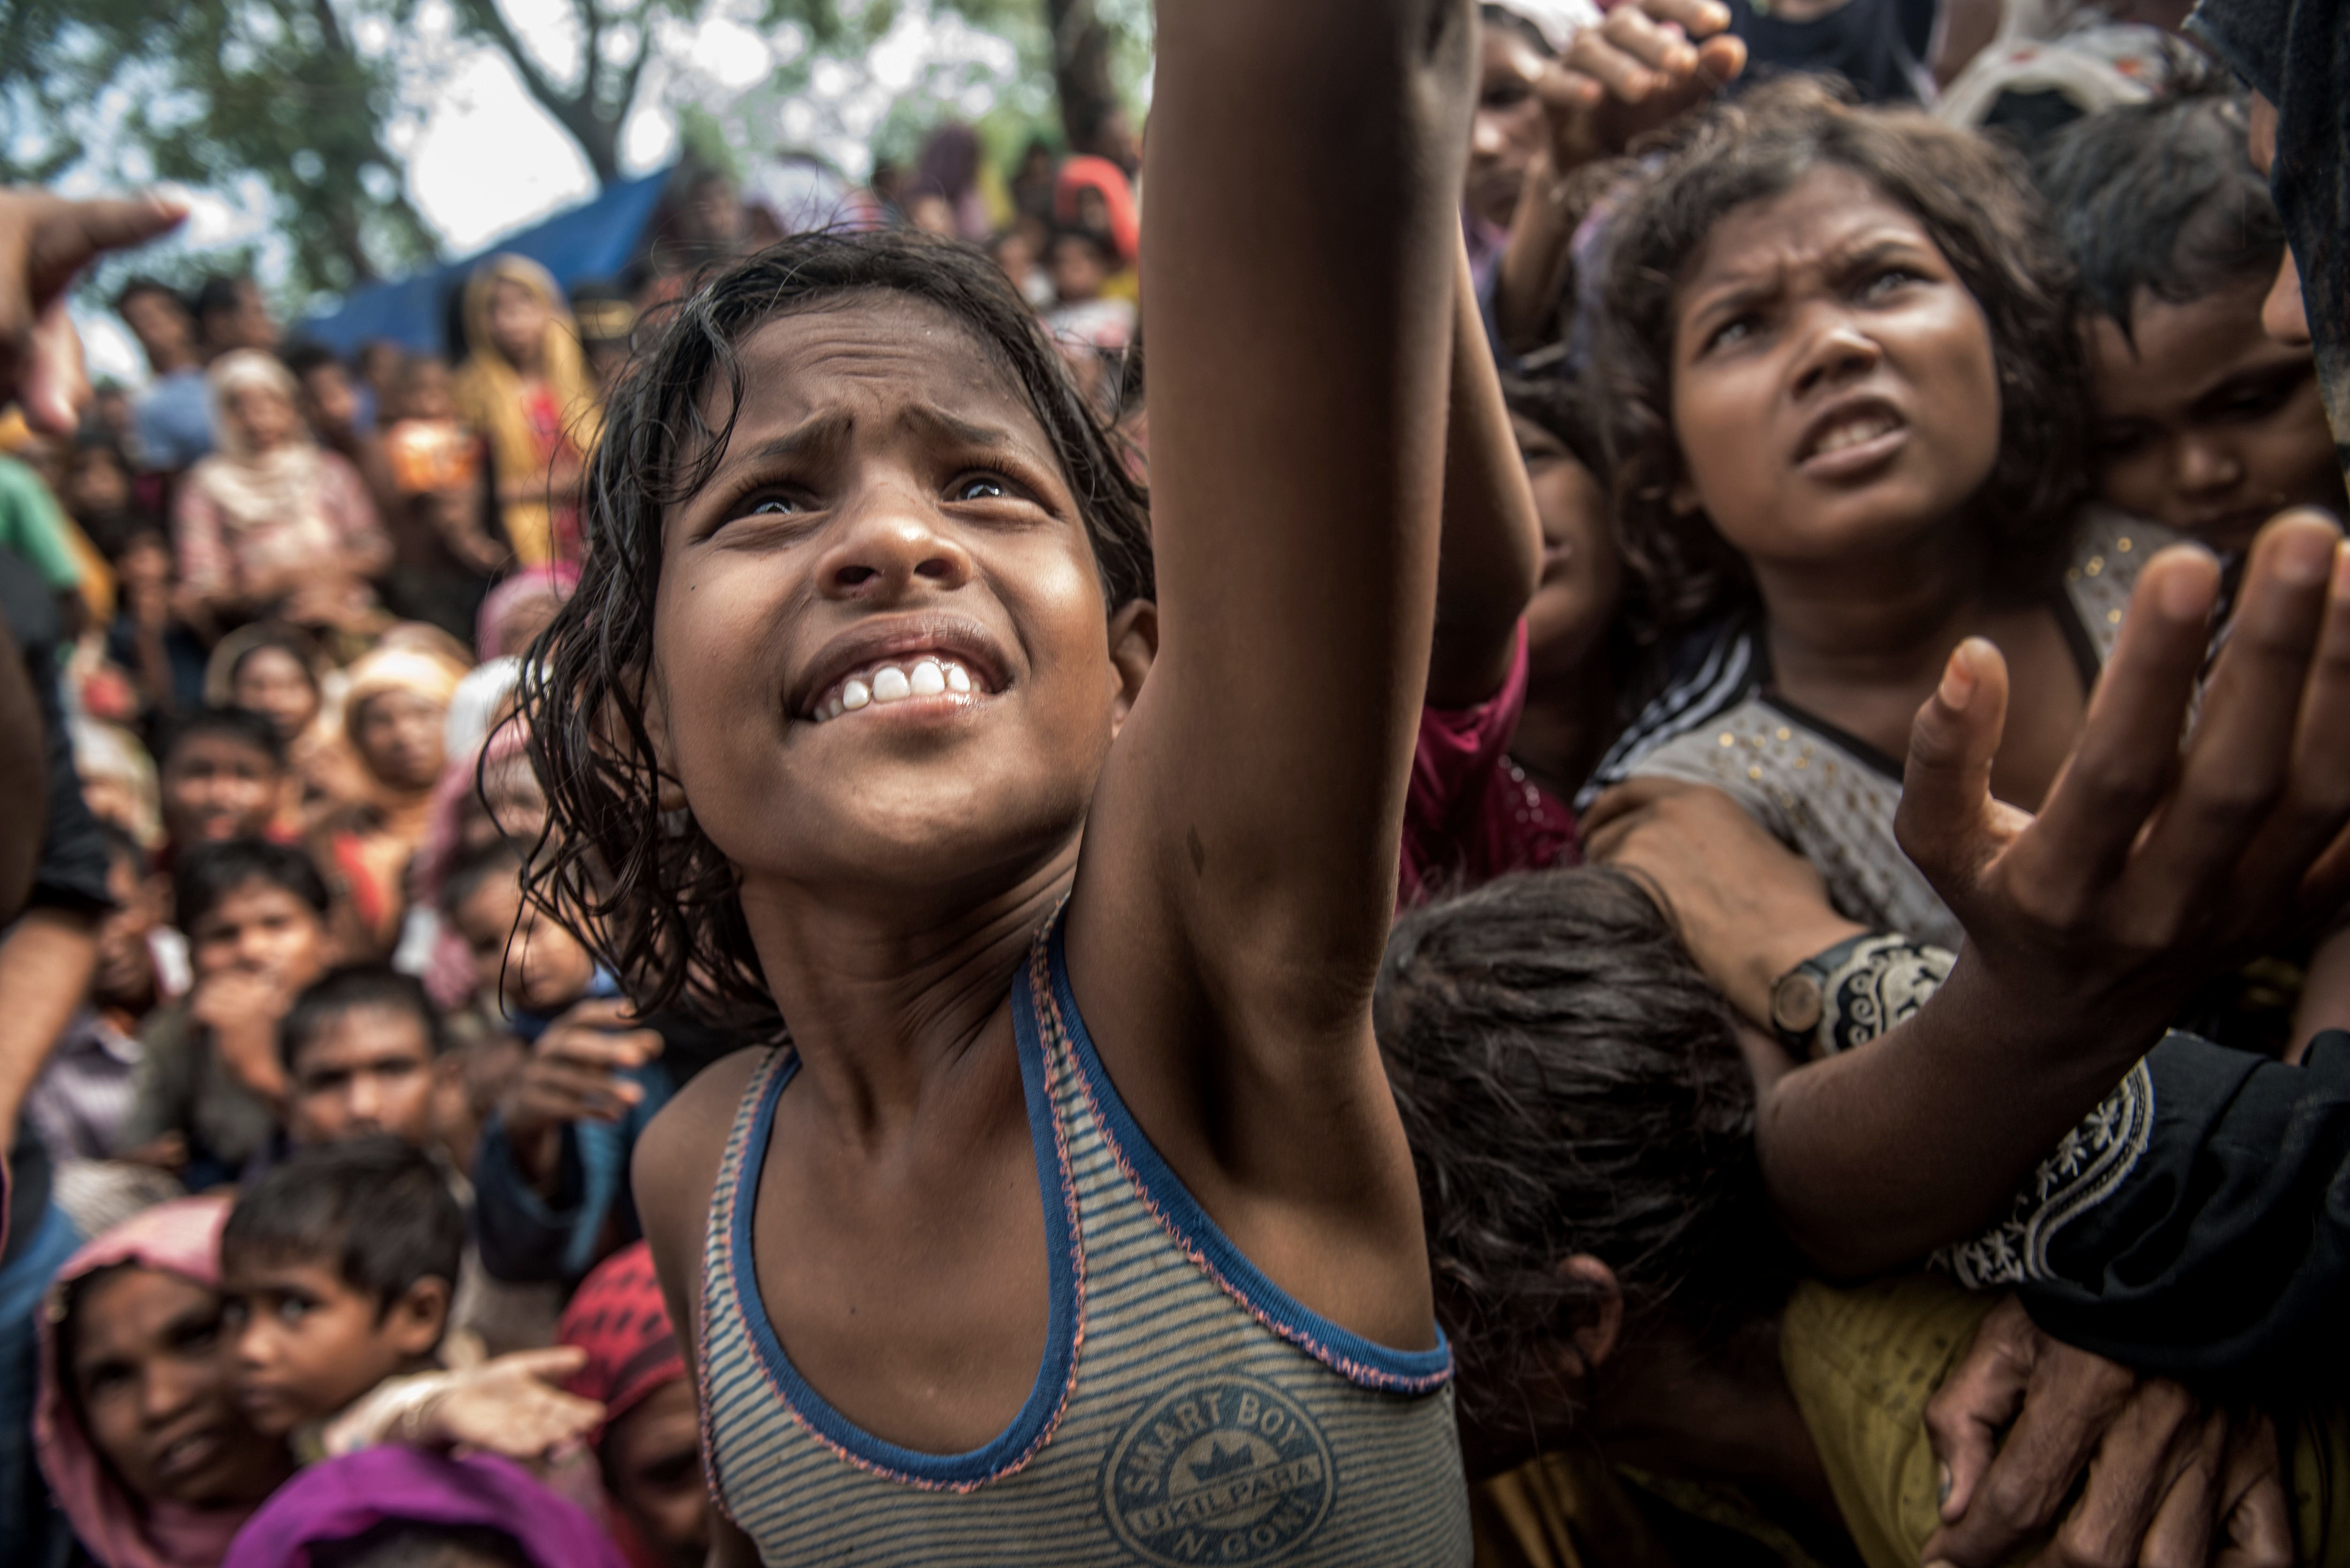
left=1429, top=236, right=1543, bottom=709
left=1066, top=0, right=1474, bottom=1338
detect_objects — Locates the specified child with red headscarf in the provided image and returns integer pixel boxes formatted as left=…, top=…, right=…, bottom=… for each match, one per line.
left=557, top=1243, right=708, bottom=1568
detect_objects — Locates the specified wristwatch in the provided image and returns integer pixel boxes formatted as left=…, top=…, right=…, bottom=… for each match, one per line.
left=1767, top=932, right=1957, bottom=1059
left=1767, top=951, right=1837, bottom=1056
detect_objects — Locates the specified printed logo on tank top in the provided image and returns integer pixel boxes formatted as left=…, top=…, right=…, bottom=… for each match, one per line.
left=1101, top=1375, right=1334, bottom=1565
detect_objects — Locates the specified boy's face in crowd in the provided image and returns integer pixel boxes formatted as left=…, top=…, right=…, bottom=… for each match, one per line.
left=398, top=360, right=455, bottom=423
left=93, top=853, right=161, bottom=1012
left=1050, top=236, right=1108, bottom=304
left=2088, top=278, right=2346, bottom=554
left=68, top=445, right=133, bottom=517
left=161, top=735, right=284, bottom=845
left=231, top=646, right=322, bottom=743
left=121, top=289, right=195, bottom=366
left=352, top=690, right=448, bottom=793
left=1468, top=22, right=1549, bottom=230
left=451, top=870, right=596, bottom=1017
left=646, top=296, right=1139, bottom=905
left=288, top=1003, right=443, bottom=1148
left=188, top=877, right=328, bottom=995
left=206, top=280, right=280, bottom=354
left=224, top=1250, right=445, bottom=1433
left=297, top=361, right=361, bottom=441
left=604, top=1379, right=711, bottom=1568
left=1668, top=166, right=2001, bottom=570
left=70, top=1266, right=288, bottom=1508
left=1512, top=415, right=1623, bottom=681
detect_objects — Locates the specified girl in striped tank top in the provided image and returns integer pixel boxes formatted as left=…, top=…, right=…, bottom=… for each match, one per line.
left=516, top=3, right=1487, bottom=1561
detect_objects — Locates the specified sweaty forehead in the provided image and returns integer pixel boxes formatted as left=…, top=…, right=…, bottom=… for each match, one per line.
left=695, top=293, right=1050, bottom=458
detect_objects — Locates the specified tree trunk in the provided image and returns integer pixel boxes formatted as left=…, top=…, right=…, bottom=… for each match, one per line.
left=1043, top=0, right=1121, bottom=159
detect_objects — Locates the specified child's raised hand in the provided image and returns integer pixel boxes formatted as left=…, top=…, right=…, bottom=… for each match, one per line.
left=1895, top=510, right=2350, bottom=1051
left=498, top=997, right=663, bottom=1187
left=1537, top=0, right=1746, bottom=173
left=416, top=1346, right=603, bottom=1463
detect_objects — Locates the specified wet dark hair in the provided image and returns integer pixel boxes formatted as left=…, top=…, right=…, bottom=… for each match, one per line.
left=280, top=964, right=448, bottom=1076
left=1375, top=867, right=1792, bottom=1443
left=520, top=229, right=1155, bottom=1033
left=225, top=624, right=326, bottom=698
left=163, top=705, right=288, bottom=772
left=1598, top=77, right=2088, bottom=636
left=222, top=1135, right=463, bottom=1323
left=2032, top=88, right=2284, bottom=346
left=174, top=837, right=330, bottom=934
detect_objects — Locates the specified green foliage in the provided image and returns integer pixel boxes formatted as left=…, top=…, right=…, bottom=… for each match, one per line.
left=0, top=0, right=436, bottom=306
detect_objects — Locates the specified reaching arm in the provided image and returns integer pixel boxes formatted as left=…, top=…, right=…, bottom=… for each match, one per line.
left=1428, top=237, right=1543, bottom=709
left=1770, top=516, right=2350, bottom=1273
left=1065, top=0, right=1474, bottom=1345
left=0, top=907, right=97, bottom=1159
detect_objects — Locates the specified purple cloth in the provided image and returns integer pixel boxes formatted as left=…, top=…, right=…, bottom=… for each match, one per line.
left=221, top=1449, right=629, bottom=1568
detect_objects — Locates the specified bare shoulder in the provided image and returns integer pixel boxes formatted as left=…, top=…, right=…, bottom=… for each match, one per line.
left=632, top=1045, right=769, bottom=1341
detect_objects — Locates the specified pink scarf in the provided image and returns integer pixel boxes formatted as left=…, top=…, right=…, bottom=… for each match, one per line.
left=34, top=1197, right=263, bottom=1568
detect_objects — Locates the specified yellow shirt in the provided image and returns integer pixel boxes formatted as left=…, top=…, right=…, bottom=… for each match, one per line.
left=1779, top=1274, right=2349, bottom=1568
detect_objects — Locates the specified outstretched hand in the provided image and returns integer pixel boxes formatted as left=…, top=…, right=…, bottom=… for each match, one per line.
left=0, top=189, right=187, bottom=432
left=1895, top=510, right=2350, bottom=1052
left=1921, top=1296, right=2291, bottom=1568
left=1538, top=0, right=1746, bottom=174
left=419, top=1346, right=603, bottom=1463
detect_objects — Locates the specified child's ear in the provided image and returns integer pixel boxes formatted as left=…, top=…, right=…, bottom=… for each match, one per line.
left=1552, top=1253, right=1624, bottom=1377
left=384, top=1275, right=454, bottom=1360
left=1106, top=599, right=1158, bottom=739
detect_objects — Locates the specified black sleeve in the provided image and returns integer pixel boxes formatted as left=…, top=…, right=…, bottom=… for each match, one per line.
left=2010, top=1030, right=2350, bottom=1392
left=0, top=549, right=112, bottom=916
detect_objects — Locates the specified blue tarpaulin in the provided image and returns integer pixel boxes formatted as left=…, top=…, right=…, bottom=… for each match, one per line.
left=297, top=165, right=673, bottom=356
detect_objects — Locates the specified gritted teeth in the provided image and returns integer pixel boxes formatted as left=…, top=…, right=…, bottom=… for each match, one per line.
left=812, top=656, right=980, bottom=721
left=1808, top=409, right=1901, bottom=458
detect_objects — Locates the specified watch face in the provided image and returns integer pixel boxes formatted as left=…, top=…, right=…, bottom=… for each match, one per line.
left=1771, top=972, right=1824, bottom=1034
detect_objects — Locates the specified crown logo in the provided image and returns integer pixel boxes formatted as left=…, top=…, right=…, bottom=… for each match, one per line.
left=1187, top=1440, right=1258, bottom=1486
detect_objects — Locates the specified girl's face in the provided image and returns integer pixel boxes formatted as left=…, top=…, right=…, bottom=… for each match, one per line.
left=231, top=646, right=321, bottom=742
left=651, top=296, right=1142, bottom=905
left=1668, top=166, right=2003, bottom=573
left=225, top=384, right=300, bottom=454
left=353, top=689, right=449, bottom=792
left=487, top=278, right=552, bottom=367
left=69, top=1265, right=288, bottom=1508
left=1512, top=417, right=1621, bottom=680
left=452, top=865, right=596, bottom=1014
left=478, top=752, right=550, bottom=851
left=2087, top=274, right=2346, bottom=554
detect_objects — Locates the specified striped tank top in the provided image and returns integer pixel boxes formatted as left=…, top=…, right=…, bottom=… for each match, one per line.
left=698, top=916, right=1471, bottom=1565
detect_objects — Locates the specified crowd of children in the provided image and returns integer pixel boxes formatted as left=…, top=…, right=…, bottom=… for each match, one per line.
left=0, top=0, right=2346, bottom=1562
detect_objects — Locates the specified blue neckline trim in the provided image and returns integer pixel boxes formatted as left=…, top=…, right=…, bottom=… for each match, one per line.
left=725, top=1011, right=1081, bottom=1484
left=1042, top=921, right=1452, bottom=1388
